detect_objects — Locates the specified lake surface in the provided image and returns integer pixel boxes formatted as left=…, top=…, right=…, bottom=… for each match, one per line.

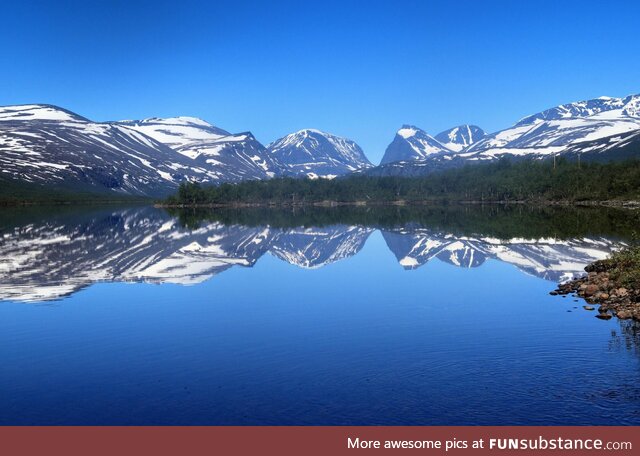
left=1, top=205, right=639, bottom=425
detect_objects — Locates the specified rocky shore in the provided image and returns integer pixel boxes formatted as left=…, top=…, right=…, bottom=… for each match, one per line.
left=551, top=247, right=640, bottom=321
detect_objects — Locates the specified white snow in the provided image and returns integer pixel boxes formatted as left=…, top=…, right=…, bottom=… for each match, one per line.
left=0, top=105, right=80, bottom=122
left=398, top=127, right=418, bottom=139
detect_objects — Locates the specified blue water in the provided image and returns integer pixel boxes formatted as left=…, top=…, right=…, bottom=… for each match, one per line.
left=0, top=206, right=639, bottom=425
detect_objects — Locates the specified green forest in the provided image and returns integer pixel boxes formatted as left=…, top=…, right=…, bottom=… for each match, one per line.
left=0, top=177, right=151, bottom=206
left=167, top=158, right=640, bottom=206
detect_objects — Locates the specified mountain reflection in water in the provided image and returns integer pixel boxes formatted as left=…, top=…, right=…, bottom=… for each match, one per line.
left=0, top=205, right=636, bottom=302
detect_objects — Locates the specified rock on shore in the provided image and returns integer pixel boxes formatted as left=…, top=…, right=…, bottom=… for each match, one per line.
left=551, top=259, right=640, bottom=321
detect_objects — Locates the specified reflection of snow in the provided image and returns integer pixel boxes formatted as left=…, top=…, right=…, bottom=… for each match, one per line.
left=0, top=207, right=622, bottom=302
left=0, top=208, right=372, bottom=302
left=381, top=228, right=617, bottom=281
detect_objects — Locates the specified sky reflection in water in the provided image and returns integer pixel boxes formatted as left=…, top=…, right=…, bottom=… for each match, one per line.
left=0, top=205, right=639, bottom=425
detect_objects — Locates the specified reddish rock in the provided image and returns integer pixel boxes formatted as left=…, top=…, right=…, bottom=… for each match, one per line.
left=617, top=311, right=631, bottom=320
left=584, top=284, right=599, bottom=296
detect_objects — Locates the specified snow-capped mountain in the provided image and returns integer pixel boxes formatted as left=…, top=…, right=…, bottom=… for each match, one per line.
left=464, top=93, right=640, bottom=160
left=434, top=125, right=486, bottom=152
left=0, top=104, right=218, bottom=196
left=368, top=93, right=640, bottom=176
left=3, top=93, right=639, bottom=194
left=1, top=105, right=375, bottom=195
left=380, top=125, right=452, bottom=165
left=562, top=128, right=640, bottom=162
left=267, top=129, right=372, bottom=178
left=116, top=117, right=279, bottom=181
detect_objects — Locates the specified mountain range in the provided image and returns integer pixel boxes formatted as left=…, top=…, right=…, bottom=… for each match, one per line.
left=0, top=106, right=372, bottom=197
left=369, top=94, right=640, bottom=177
left=1, top=93, right=639, bottom=196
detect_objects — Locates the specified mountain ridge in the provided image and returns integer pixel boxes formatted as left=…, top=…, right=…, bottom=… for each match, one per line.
left=2, top=92, right=640, bottom=196
left=369, top=93, right=640, bottom=175
left=0, top=105, right=373, bottom=196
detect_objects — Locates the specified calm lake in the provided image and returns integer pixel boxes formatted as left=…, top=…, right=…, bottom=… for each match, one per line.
left=1, top=205, right=639, bottom=425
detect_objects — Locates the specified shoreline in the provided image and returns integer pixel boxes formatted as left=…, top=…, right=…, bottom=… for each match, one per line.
left=0, top=199, right=153, bottom=208
left=156, top=199, right=640, bottom=209
left=551, top=248, right=640, bottom=321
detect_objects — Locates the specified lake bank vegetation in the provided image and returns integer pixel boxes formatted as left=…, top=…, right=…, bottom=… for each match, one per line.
left=165, top=158, right=640, bottom=207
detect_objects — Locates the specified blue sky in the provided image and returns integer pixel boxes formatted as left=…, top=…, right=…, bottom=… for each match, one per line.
left=3, top=0, right=640, bottom=162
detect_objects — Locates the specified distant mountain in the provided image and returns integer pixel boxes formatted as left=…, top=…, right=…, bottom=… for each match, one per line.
left=0, top=105, right=376, bottom=197
left=362, top=155, right=468, bottom=178
left=434, top=125, right=486, bottom=152
left=367, top=93, right=640, bottom=176
left=466, top=94, right=640, bottom=160
left=380, top=125, right=452, bottom=165
left=116, top=117, right=279, bottom=181
left=267, top=129, right=372, bottom=178
left=515, top=95, right=639, bottom=125
left=3, top=93, right=640, bottom=196
left=0, top=105, right=218, bottom=197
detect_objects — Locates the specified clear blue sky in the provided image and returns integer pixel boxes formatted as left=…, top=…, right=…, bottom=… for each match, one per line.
left=3, top=0, right=640, bottom=162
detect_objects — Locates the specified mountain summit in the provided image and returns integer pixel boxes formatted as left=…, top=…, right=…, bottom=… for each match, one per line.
left=267, top=129, right=372, bottom=178
left=380, top=125, right=452, bottom=165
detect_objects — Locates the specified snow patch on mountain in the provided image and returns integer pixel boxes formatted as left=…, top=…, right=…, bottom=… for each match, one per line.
left=434, top=125, right=486, bottom=152
left=0, top=104, right=86, bottom=122
left=397, top=126, right=419, bottom=139
left=115, top=118, right=279, bottom=181
left=116, top=117, right=230, bottom=152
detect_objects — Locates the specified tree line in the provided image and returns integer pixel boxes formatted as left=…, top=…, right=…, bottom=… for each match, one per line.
left=166, top=157, right=640, bottom=206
